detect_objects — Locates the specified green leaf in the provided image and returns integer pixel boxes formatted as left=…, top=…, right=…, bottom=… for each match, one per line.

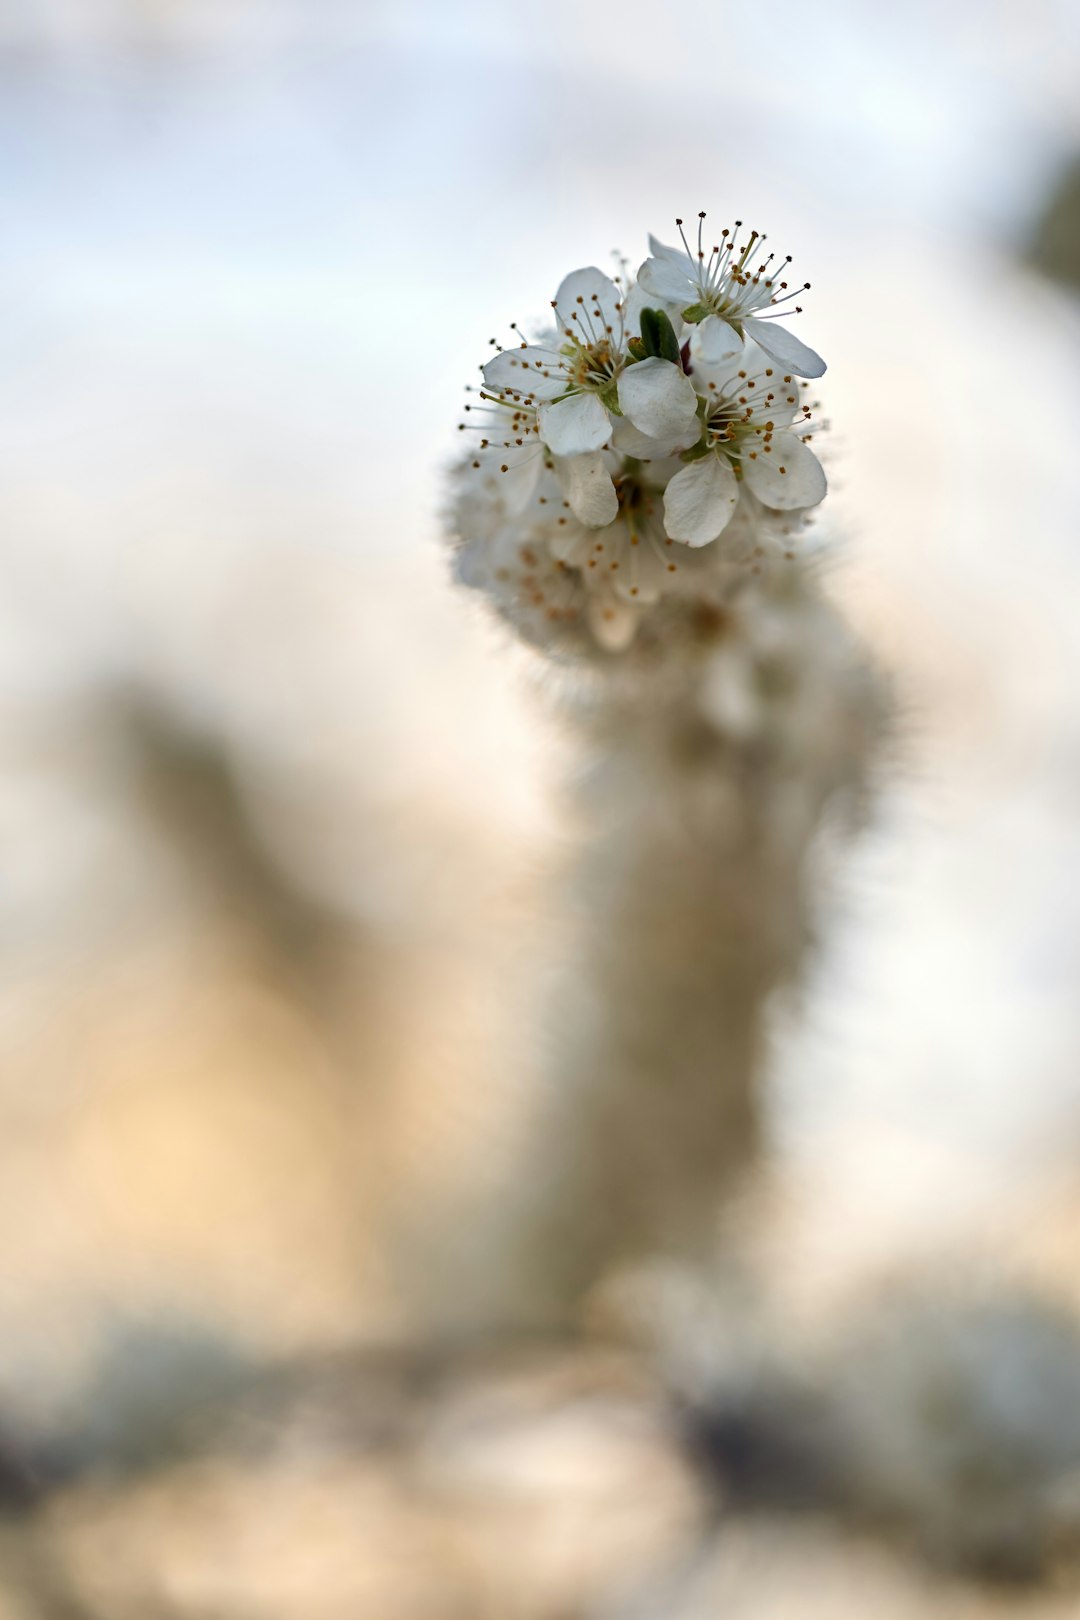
left=638, top=307, right=682, bottom=366
left=653, top=311, right=683, bottom=366
left=638, top=307, right=662, bottom=356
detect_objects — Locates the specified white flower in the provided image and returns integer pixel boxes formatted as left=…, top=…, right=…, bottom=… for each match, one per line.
left=548, top=460, right=685, bottom=609
left=452, top=470, right=588, bottom=649
left=457, top=392, right=546, bottom=512
left=638, top=213, right=826, bottom=379
left=481, top=267, right=699, bottom=524
left=451, top=444, right=712, bottom=653
left=663, top=342, right=826, bottom=547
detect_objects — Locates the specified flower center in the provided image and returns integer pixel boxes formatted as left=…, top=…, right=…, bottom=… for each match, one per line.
left=674, top=213, right=809, bottom=323
left=614, top=465, right=656, bottom=515
left=562, top=337, right=619, bottom=391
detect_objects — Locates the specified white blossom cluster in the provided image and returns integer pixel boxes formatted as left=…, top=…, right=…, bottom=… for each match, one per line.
left=450, top=215, right=828, bottom=654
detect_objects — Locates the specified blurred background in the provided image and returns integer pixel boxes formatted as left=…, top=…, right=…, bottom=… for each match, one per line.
left=2, top=1, right=1080, bottom=1614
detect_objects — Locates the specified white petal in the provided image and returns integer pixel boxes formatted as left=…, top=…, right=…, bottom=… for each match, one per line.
left=617, top=357, right=700, bottom=446
left=620, top=279, right=687, bottom=341
left=687, top=341, right=744, bottom=392
left=496, top=446, right=543, bottom=513
left=694, top=314, right=745, bottom=365
left=611, top=416, right=693, bottom=460
left=482, top=345, right=567, bottom=401
left=554, top=451, right=619, bottom=527
left=662, top=454, right=739, bottom=547
left=741, top=430, right=827, bottom=510
left=647, top=233, right=694, bottom=268
left=610, top=538, right=667, bottom=606
left=692, top=342, right=804, bottom=428
left=553, top=267, right=624, bottom=343
left=547, top=518, right=592, bottom=567
left=743, top=317, right=826, bottom=378
left=539, top=391, right=612, bottom=456
left=636, top=255, right=696, bottom=304
left=587, top=587, right=639, bottom=652
left=742, top=367, right=803, bottom=427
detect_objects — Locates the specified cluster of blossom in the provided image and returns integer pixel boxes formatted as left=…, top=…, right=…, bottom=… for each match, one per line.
left=450, top=214, right=828, bottom=655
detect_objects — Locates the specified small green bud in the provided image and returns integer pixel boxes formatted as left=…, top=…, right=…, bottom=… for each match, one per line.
left=638, top=307, right=661, bottom=354
left=638, top=307, right=683, bottom=366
